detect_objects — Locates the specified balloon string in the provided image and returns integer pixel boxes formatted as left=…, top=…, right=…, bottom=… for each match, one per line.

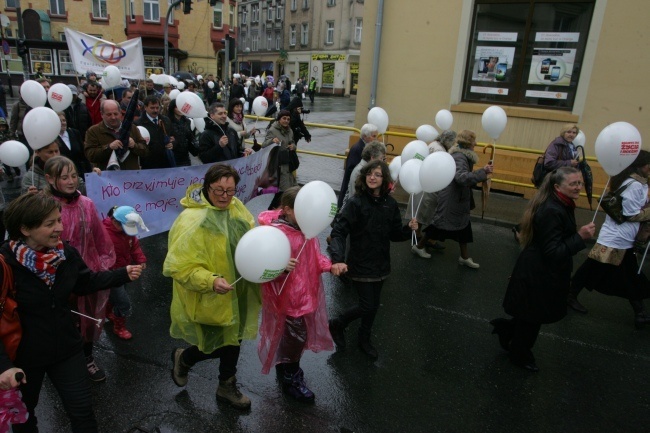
left=638, top=241, right=650, bottom=275
left=277, top=239, right=307, bottom=297
left=71, top=310, right=102, bottom=328
left=30, top=152, right=35, bottom=187
left=591, top=177, right=610, bottom=223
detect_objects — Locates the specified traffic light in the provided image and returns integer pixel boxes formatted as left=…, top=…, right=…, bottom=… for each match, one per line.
left=17, top=39, right=27, bottom=57
left=182, top=0, right=192, bottom=14
left=225, top=34, right=236, bottom=59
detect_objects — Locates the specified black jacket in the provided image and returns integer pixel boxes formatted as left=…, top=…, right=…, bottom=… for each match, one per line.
left=64, top=99, right=91, bottom=143
left=198, top=119, right=241, bottom=163
left=329, top=191, right=411, bottom=279
left=57, top=127, right=94, bottom=175
left=135, top=114, right=174, bottom=169
left=287, top=97, right=310, bottom=143
left=503, top=195, right=586, bottom=324
left=169, top=115, right=196, bottom=166
left=0, top=243, right=130, bottom=372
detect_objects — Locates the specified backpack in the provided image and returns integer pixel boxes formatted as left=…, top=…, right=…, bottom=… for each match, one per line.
left=600, top=179, right=635, bottom=224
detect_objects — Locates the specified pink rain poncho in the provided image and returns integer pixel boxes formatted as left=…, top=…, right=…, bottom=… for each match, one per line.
left=54, top=193, right=115, bottom=342
left=164, top=184, right=261, bottom=353
left=257, top=209, right=333, bottom=374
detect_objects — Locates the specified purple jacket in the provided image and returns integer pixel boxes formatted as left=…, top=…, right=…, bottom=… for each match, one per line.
left=543, top=136, right=575, bottom=171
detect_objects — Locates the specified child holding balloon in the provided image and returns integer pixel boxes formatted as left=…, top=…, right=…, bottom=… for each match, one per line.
left=44, top=155, right=116, bottom=382
left=257, top=186, right=334, bottom=403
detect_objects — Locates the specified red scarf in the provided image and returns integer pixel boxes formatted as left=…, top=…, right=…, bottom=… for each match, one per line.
left=555, top=191, right=576, bottom=209
left=10, top=240, right=66, bottom=287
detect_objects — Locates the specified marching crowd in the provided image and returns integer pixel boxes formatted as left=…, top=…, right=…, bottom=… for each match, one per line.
left=0, top=70, right=647, bottom=433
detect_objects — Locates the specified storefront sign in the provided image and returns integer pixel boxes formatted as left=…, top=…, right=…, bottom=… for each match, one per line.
left=470, top=86, right=509, bottom=96
left=535, top=32, right=580, bottom=43
left=525, top=90, right=568, bottom=100
left=312, top=54, right=346, bottom=61
left=478, top=32, right=518, bottom=42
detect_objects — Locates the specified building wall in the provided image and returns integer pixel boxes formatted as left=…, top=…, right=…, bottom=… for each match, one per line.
left=354, top=0, right=650, bottom=155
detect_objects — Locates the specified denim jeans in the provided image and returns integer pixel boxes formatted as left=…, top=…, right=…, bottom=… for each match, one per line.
left=109, top=284, right=131, bottom=317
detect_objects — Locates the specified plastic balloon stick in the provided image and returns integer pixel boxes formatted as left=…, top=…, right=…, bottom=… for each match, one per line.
left=591, top=177, right=610, bottom=223
left=71, top=310, right=103, bottom=327
left=276, top=240, right=307, bottom=296
left=229, top=276, right=242, bottom=286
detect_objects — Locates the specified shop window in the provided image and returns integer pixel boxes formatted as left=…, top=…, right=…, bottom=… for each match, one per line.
left=58, top=50, right=76, bottom=76
left=30, top=48, right=53, bottom=75
left=462, top=0, right=595, bottom=110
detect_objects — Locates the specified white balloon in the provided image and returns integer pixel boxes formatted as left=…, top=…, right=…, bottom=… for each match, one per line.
left=169, top=89, right=180, bottom=100
left=595, top=121, right=642, bottom=176
left=177, top=81, right=185, bottom=90
left=47, top=83, right=73, bottom=112
left=189, top=118, right=195, bottom=131
left=0, top=140, right=29, bottom=167
left=399, top=159, right=423, bottom=194
left=235, top=226, right=291, bottom=283
left=481, top=106, right=508, bottom=140
left=23, top=107, right=61, bottom=150
left=419, top=152, right=456, bottom=193
left=208, top=81, right=215, bottom=89
left=294, top=181, right=338, bottom=239
left=389, top=156, right=401, bottom=182
left=193, top=117, right=206, bottom=133
left=176, top=91, right=207, bottom=118
left=367, top=107, right=389, bottom=134
left=435, top=110, right=453, bottom=130
left=416, top=125, right=439, bottom=143
left=102, top=65, right=121, bottom=89
left=252, top=96, right=269, bottom=117
left=137, top=126, right=150, bottom=145
left=197, top=75, right=203, bottom=80
left=573, top=130, right=586, bottom=148
left=20, top=80, right=47, bottom=108
left=401, top=140, right=429, bottom=163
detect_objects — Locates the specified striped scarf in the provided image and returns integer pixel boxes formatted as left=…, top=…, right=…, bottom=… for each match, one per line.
left=10, top=240, right=66, bottom=287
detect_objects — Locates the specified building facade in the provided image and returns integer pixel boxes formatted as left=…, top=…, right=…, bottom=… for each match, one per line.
left=355, top=0, right=649, bottom=154
left=236, top=0, right=285, bottom=79
left=0, top=0, right=236, bottom=85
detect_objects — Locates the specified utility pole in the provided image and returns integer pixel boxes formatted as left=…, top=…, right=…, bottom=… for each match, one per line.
left=164, top=0, right=183, bottom=73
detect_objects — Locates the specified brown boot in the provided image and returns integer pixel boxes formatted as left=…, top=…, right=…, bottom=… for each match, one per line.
left=216, top=376, right=251, bottom=410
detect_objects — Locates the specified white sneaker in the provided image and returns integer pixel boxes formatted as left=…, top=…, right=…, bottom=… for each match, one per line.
left=411, top=245, right=431, bottom=259
left=458, top=257, right=480, bottom=268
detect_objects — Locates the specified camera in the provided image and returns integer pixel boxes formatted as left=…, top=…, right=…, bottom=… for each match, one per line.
left=301, top=109, right=310, bottom=114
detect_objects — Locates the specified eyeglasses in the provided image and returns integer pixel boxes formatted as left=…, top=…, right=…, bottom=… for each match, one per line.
left=209, top=186, right=236, bottom=196
left=366, top=172, right=383, bottom=179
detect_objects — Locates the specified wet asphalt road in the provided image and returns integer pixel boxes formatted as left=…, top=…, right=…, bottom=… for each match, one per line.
left=26, top=97, right=650, bottom=432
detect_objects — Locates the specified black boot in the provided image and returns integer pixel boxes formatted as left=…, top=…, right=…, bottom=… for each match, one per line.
left=630, top=300, right=650, bottom=329
left=328, top=318, right=347, bottom=350
left=490, top=318, right=513, bottom=351
left=358, top=333, right=378, bottom=359
left=567, top=284, right=588, bottom=314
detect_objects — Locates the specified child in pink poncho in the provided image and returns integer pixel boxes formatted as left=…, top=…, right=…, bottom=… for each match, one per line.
left=44, top=156, right=115, bottom=383
left=257, top=186, right=334, bottom=403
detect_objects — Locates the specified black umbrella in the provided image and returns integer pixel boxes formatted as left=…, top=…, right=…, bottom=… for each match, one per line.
left=576, top=145, right=594, bottom=210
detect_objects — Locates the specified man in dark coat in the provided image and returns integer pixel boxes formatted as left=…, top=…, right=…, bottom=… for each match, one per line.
left=198, top=102, right=246, bottom=163
left=135, top=95, right=175, bottom=169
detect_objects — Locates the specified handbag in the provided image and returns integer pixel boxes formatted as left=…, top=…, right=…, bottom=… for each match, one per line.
left=0, top=255, right=20, bottom=361
left=288, top=149, right=300, bottom=172
left=531, top=155, right=548, bottom=188
left=600, top=180, right=634, bottom=224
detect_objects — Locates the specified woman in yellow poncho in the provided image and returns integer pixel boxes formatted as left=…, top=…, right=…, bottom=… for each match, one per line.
left=163, top=163, right=261, bottom=410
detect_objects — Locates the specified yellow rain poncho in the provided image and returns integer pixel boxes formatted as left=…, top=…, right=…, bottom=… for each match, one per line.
left=163, top=183, right=261, bottom=353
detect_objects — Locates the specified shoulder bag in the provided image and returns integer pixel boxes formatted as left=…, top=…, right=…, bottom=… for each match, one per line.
left=600, top=180, right=634, bottom=224
left=0, top=255, right=20, bottom=361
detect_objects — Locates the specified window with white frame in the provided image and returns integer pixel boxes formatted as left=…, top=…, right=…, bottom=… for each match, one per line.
left=326, top=21, right=334, bottom=44
left=92, top=0, right=108, bottom=18
left=302, top=0, right=308, bottom=10
left=290, top=0, right=296, bottom=11
left=6, top=0, right=18, bottom=8
left=301, top=22, right=308, bottom=45
left=252, top=4, right=259, bottom=22
left=276, top=33, right=281, bottom=50
left=59, top=32, right=66, bottom=41
left=49, top=0, right=65, bottom=15
left=354, top=18, right=362, bottom=43
left=144, top=0, right=159, bottom=22
left=276, top=3, right=283, bottom=19
left=58, top=50, right=76, bottom=75
left=327, top=0, right=335, bottom=6
left=266, top=5, right=273, bottom=21
left=242, top=7, right=247, bottom=24
left=267, top=32, right=272, bottom=50
left=130, top=0, right=135, bottom=21
left=290, top=25, right=296, bottom=46
left=212, top=3, right=223, bottom=28
left=168, top=8, right=174, bottom=24
left=229, top=4, right=234, bottom=27
left=252, top=33, right=260, bottom=51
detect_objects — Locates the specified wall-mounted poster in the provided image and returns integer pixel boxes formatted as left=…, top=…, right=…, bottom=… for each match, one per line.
left=527, top=48, right=576, bottom=87
left=471, top=46, right=516, bottom=83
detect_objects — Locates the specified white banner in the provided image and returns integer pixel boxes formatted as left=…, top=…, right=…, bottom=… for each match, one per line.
left=64, top=28, right=146, bottom=79
left=85, top=145, right=279, bottom=238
